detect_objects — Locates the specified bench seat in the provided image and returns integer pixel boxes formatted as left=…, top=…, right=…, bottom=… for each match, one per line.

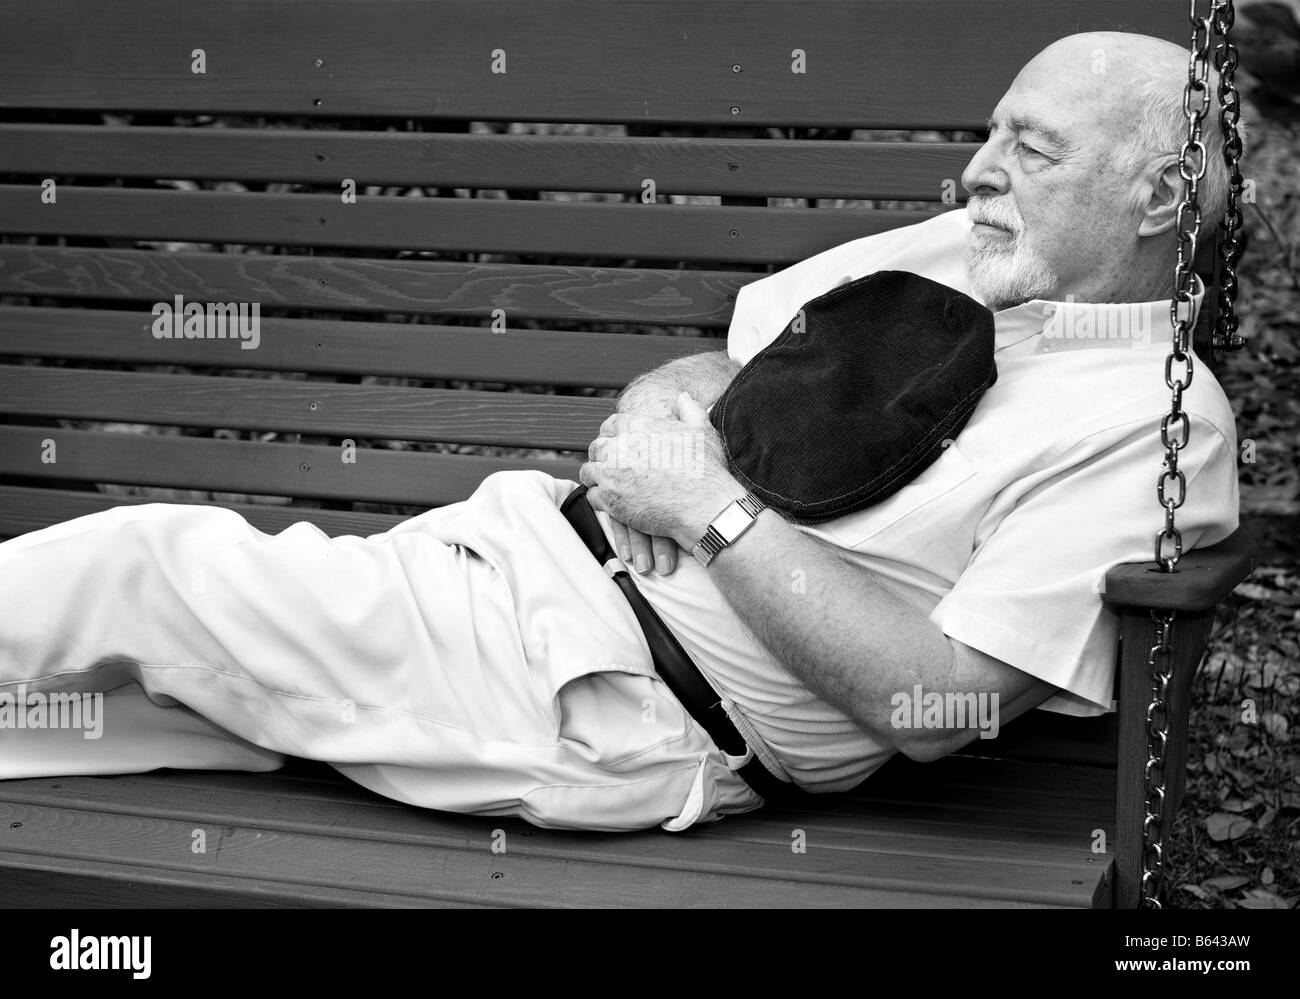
left=0, top=754, right=1113, bottom=908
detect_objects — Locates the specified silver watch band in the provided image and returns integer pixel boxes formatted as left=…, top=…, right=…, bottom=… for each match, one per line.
left=691, top=492, right=766, bottom=567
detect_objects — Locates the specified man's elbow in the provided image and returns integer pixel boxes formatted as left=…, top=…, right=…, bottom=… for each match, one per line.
left=892, top=725, right=975, bottom=764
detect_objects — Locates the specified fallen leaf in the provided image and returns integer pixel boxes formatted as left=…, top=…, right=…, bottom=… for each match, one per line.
left=1224, top=766, right=1254, bottom=786
left=1262, top=867, right=1275, bottom=886
left=1261, top=712, right=1290, bottom=739
left=1202, top=874, right=1252, bottom=891
left=1237, top=889, right=1291, bottom=909
left=1179, top=884, right=1210, bottom=900
left=1206, top=813, right=1254, bottom=841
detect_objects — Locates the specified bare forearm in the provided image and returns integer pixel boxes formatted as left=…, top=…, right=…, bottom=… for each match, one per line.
left=693, top=507, right=1053, bottom=760
left=616, top=349, right=739, bottom=417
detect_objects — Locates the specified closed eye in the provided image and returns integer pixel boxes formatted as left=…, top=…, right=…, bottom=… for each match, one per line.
left=987, top=117, right=1062, bottom=161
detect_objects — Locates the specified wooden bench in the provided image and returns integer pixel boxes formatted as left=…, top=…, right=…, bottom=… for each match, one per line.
left=0, top=0, right=1256, bottom=907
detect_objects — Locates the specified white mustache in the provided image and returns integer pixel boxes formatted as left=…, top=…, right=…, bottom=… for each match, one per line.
left=967, top=199, right=1022, bottom=236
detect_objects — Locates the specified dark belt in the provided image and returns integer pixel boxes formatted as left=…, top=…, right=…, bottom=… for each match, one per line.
left=559, top=485, right=807, bottom=806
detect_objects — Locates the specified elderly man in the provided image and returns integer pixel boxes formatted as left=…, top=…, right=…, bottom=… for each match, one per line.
left=0, top=31, right=1239, bottom=831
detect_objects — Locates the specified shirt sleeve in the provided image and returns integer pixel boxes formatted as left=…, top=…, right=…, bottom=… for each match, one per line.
left=726, top=207, right=973, bottom=367
left=929, top=413, right=1240, bottom=716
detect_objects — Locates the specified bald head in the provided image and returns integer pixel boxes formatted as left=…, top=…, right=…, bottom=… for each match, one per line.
left=1031, top=30, right=1191, bottom=89
left=1023, top=32, right=1230, bottom=219
left=959, top=31, right=1235, bottom=310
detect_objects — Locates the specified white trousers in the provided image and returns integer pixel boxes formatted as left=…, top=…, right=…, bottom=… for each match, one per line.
left=0, top=470, right=762, bottom=831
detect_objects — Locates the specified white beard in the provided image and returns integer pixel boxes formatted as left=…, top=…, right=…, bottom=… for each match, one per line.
left=964, top=228, right=1057, bottom=312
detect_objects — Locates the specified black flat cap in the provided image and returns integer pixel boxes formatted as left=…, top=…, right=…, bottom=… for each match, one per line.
left=710, top=269, right=997, bottom=523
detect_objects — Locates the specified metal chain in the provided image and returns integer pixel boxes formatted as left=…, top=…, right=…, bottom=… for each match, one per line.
left=1142, top=0, right=1240, bottom=910
left=1158, top=0, right=1216, bottom=575
left=1141, top=610, right=1177, bottom=908
left=1211, top=0, right=1246, bottom=358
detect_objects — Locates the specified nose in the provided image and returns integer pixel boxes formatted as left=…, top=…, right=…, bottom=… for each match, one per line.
left=961, top=136, right=1010, bottom=200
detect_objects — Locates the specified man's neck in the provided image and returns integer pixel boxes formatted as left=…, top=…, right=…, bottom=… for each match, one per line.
left=1053, top=257, right=1170, bottom=306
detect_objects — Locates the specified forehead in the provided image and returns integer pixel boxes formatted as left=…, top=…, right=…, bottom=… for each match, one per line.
left=990, top=64, right=1110, bottom=144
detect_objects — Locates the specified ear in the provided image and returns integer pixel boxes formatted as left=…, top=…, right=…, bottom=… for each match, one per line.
left=1135, top=155, right=1183, bottom=238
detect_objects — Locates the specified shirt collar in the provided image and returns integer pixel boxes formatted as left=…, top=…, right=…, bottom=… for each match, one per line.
left=989, top=273, right=1206, bottom=355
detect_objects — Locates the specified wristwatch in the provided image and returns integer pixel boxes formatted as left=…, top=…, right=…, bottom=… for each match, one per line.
left=691, top=492, right=767, bottom=567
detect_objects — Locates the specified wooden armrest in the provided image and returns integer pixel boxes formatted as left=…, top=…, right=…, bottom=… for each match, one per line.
left=1101, top=527, right=1257, bottom=614
left=1103, top=528, right=1255, bottom=907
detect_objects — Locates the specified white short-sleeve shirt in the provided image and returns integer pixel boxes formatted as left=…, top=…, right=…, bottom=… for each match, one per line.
left=724, top=206, right=1240, bottom=717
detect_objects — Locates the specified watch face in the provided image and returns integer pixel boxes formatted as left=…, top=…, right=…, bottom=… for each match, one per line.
left=712, top=501, right=754, bottom=543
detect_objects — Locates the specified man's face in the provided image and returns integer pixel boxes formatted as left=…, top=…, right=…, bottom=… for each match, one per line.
left=960, top=53, right=1135, bottom=310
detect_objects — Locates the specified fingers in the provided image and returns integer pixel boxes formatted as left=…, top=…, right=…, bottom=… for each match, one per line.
left=626, top=524, right=677, bottom=576
left=650, top=533, right=679, bottom=576
left=608, top=517, right=676, bottom=576
left=608, top=516, right=632, bottom=561
left=606, top=514, right=649, bottom=571
left=626, top=525, right=655, bottom=574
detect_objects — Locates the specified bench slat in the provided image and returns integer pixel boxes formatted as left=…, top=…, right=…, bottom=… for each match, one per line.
left=0, top=186, right=933, bottom=265
left=0, top=827, right=1067, bottom=909
left=0, top=306, right=715, bottom=386
left=0, top=366, right=608, bottom=450
left=0, top=427, right=581, bottom=506
left=152, top=763, right=1111, bottom=844
left=0, top=247, right=745, bottom=324
left=759, top=795, right=1116, bottom=841
left=3, top=799, right=945, bottom=908
left=0, top=0, right=1182, bottom=127
left=0, top=125, right=979, bottom=201
left=0, top=855, right=497, bottom=908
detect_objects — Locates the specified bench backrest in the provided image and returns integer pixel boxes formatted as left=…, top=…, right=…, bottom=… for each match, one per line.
left=0, top=0, right=1205, bottom=769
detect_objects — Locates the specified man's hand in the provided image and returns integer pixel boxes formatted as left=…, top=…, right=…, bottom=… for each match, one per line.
left=580, top=392, right=745, bottom=561
left=604, top=350, right=741, bottom=575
